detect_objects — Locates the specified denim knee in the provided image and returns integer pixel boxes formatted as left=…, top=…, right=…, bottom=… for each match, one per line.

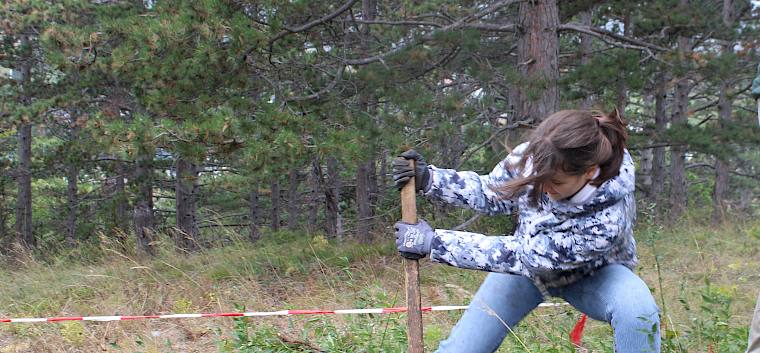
left=611, top=279, right=659, bottom=320
left=606, top=276, right=660, bottom=348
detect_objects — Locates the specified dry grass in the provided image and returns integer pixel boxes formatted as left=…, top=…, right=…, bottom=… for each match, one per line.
left=0, top=217, right=757, bottom=352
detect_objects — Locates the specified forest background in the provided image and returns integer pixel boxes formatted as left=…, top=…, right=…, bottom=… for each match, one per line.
left=2, top=0, right=760, bottom=352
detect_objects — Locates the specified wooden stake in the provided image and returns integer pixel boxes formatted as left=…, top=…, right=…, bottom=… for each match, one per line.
left=401, top=158, right=424, bottom=353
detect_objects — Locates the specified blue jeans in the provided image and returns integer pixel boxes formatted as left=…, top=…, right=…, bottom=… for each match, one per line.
left=437, top=264, right=660, bottom=353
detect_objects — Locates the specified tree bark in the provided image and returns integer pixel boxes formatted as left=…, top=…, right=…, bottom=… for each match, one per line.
left=175, top=158, right=199, bottom=251
left=354, top=0, right=378, bottom=242
left=270, top=178, right=280, bottom=232
left=668, top=34, right=692, bottom=223
left=712, top=0, right=734, bottom=225
left=307, top=160, right=320, bottom=234
left=616, top=13, right=632, bottom=113
left=114, top=160, right=129, bottom=245
left=14, top=34, right=34, bottom=249
left=651, top=74, right=668, bottom=212
left=712, top=158, right=729, bottom=223
left=356, top=161, right=372, bottom=243
left=325, top=157, right=342, bottom=239
left=578, top=10, right=594, bottom=110
left=249, top=187, right=261, bottom=242
left=15, top=122, right=34, bottom=248
left=376, top=150, right=388, bottom=209
left=516, top=0, right=560, bottom=122
left=133, top=152, right=155, bottom=257
left=287, top=168, right=300, bottom=231
left=0, top=176, right=7, bottom=243
left=368, top=158, right=378, bottom=211
left=65, top=162, right=78, bottom=248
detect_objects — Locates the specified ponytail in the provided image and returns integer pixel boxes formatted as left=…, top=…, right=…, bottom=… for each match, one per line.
left=592, top=108, right=628, bottom=186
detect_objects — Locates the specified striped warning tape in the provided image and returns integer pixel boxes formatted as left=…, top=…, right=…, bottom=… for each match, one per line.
left=0, top=303, right=565, bottom=324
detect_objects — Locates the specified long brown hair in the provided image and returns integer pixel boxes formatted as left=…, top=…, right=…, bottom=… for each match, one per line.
left=495, top=109, right=628, bottom=206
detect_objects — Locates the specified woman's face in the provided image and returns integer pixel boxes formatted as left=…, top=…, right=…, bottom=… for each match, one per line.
left=541, top=167, right=598, bottom=201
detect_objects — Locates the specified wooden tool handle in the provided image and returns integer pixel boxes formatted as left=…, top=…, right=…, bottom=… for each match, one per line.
left=401, top=158, right=424, bottom=353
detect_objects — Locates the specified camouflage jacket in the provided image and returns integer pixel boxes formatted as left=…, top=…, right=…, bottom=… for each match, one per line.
left=424, top=143, right=638, bottom=294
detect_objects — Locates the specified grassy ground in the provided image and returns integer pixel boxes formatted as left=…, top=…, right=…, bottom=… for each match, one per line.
left=0, top=216, right=758, bottom=352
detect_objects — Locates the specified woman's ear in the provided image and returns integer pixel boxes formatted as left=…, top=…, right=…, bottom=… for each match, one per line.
left=584, top=165, right=600, bottom=181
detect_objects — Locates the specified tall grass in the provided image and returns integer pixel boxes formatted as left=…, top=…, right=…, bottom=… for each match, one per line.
left=0, top=213, right=757, bottom=352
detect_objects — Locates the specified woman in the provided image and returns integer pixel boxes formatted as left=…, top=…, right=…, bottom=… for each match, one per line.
left=393, top=109, right=660, bottom=353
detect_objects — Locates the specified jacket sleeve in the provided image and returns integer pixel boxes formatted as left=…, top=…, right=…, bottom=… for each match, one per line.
left=429, top=229, right=525, bottom=275
left=423, top=143, right=527, bottom=216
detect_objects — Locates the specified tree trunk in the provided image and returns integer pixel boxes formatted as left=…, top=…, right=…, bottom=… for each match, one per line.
left=14, top=34, right=34, bottom=249
left=516, top=0, right=560, bottom=122
left=175, top=158, right=199, bottom=251
left=354, top=0, right=378, bottom=242
left=434, top=137, right=457, bottom=221
left=712, top=0, right=734, bottom=225
left=249, top=187, right=261, bottom=242
left=133, top=152, right=155, bottom=257
left=356, top=161, right=373, bottom=243
left=368, top=158, right=378, bottom=211
left=307, top=160, right=320, bottom=234
left=0, top=176, right=7, bottom=244
left=739, top=189, right=751, bottom=213
left=376, top=150, right=389, bottom=209
left=668, top=35, right=692, bottom=223
left=325, top=157, right=342, bottom=239
left=65, top=163, right=78, bottom=248
left=616, top=13, right=632, bottom=113
left=287, top=168, right=300, bottom=231
left=639, top=148, right=653, bottom=197
left=15, top=123, right=34, bottom=248
left=638, top=83, right=656, bottom=198
left=712, top=159, right=729, bottom=224
left=270, top=178, right=280, bottom=232
left=114, top=160, right=129, bottom=245
left=651, top=74, right=668, bottom=212
left=578, top=10, right=594, bottom=110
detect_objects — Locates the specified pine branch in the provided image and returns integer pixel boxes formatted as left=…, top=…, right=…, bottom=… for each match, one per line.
left=336, top=19, right=517, bottom=32
left=339, top=0, right=521, bottom=66
left=454, top=119, right=533, bottom=169
left=397, top=46, right=461, bottom=85
left=337, top=19, right=442, bottom=27
left=197, top=223, right=250, bottom=229
left=270, top=0, right=360, bottom=42
left=285, top=64, right=345, bottom=102
left=558, top=23, right=668, bottom=52
left=686, top=163, right=760, bottom=181
left=629, top=142, right=688, bottom=150
left=464, top=23, right=518, bottom=32
left=267, top=0, right=361, bottom=64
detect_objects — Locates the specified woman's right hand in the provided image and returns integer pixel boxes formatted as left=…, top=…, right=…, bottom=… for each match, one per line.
left=394, top=219, right=435, bottom=259
left=392, top=149, right=430, bottom=192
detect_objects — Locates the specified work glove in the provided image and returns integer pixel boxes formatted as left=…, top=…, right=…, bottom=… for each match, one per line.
left=392, top=150, right=431, bottom=192
left=394, top=219, right=435, bottom=260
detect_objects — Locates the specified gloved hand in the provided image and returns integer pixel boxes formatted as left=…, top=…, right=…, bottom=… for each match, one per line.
left=394, top=219, right=435, bottom=260
left=392, top=149, right=431, bottom=192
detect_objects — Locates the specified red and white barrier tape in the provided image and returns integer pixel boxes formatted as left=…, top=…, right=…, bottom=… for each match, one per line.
left=1, top=303, right=565, bottom=324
